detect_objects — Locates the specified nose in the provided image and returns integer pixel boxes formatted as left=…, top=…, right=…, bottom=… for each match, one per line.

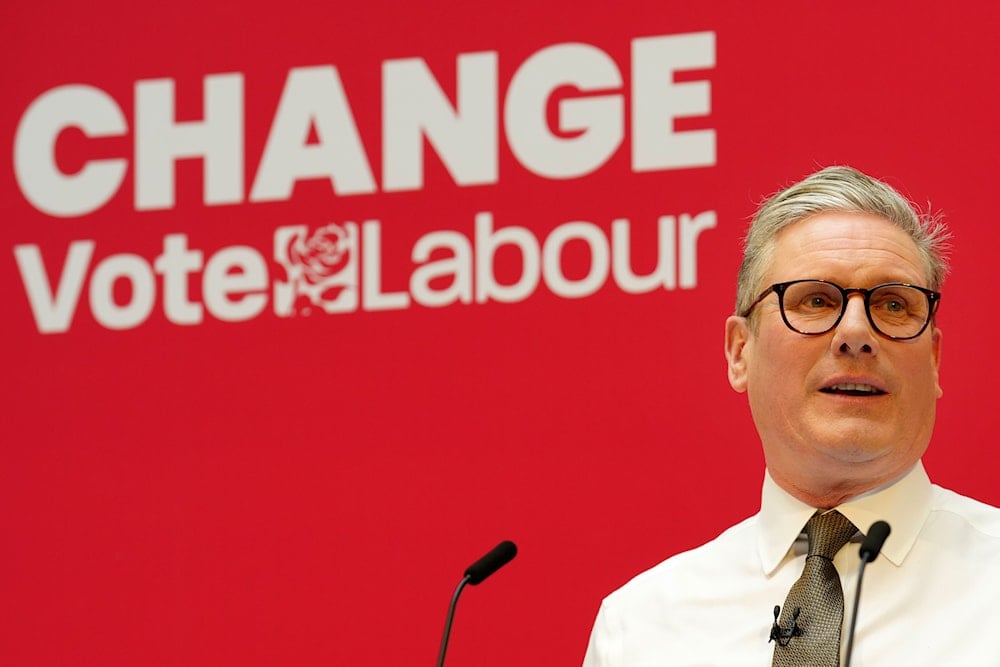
left=830, top=293, right=879, bottom=356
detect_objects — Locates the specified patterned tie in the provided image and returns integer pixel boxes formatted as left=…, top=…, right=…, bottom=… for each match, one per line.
left=772, top=510, right=857, bottom=667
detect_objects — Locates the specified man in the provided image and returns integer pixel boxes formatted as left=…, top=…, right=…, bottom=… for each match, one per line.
left=582, top=166, right=1000, bottom=665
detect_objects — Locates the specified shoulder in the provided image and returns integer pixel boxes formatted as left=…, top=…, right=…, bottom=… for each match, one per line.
left=601, top=513, right=760, bottom=614
left=930, top=484, right=1000, bottom=539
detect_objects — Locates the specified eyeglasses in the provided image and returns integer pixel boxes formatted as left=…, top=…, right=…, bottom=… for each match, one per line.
left=741, top=279, right=941, bottom=340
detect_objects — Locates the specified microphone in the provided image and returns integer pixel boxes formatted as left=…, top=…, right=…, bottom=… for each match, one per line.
left=436, top=540, right=518, bottom=667
left=844, top=520, right=891, bottom=667
left=768, top=604, right=803, bottom=646
left=859, top=520, right=891, bottom=563
left=464, top=540, right=518, bottom=584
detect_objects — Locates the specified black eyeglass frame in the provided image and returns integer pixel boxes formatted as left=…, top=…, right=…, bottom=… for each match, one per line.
left=741, top=279, right=942, bottom=340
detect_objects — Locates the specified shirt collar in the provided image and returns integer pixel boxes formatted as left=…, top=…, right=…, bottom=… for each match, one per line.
left=757, top=462, right=933, bottom=575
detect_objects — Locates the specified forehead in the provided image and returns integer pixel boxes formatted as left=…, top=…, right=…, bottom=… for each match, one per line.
left=766, top=212, right=927, bottom=286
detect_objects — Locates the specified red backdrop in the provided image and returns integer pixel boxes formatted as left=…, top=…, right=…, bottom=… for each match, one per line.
left=4, top=2, right=1000, bottom=665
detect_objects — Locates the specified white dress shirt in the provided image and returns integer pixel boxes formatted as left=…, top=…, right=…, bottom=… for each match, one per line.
left=583, top=462, right=1000, bottom=666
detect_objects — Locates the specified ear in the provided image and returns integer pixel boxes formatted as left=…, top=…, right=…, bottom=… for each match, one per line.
left=725, top=315, right=751, bottom=393
left=931, top=326, right=943, bottom=398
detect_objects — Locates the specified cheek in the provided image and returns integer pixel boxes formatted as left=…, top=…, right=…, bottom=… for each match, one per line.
left=916, top=359, right=944, bottom=405
left=748, top=341, right=822, bottom=426
left=746, top=345, right=805, bottom=417
left=752, top=335, right=809, bottom=383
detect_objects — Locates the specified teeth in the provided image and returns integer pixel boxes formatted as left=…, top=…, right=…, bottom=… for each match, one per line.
left=829, top=383, right=878, bottom=393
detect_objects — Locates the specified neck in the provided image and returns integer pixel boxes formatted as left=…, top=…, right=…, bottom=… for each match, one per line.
left=768, top=465, right=902, bottom=509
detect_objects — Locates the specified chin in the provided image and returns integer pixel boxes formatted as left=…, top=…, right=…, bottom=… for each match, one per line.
left=829, top=446, right=890, bottom=466
left=814, top=436, right=894, bottom=465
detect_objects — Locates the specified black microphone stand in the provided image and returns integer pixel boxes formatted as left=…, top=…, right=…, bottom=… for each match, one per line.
left=844, top=521, right=891, bottom=667
left=436, top=574, right=471, bottom=667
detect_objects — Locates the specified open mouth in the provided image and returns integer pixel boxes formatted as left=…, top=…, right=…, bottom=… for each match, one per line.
left=820, top=383, right=887, bottom=396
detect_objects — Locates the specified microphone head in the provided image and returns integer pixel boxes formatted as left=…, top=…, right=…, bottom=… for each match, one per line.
left=464, top=540, right=517, bottom=585
left=859, top=520, right=891, bottom=563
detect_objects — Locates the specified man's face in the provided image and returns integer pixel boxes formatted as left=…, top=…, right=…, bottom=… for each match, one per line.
left=725, top=212, right=942, bottom=499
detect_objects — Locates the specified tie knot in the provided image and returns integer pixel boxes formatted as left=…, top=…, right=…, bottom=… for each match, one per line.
left=805, top=510, right=856, bottom=560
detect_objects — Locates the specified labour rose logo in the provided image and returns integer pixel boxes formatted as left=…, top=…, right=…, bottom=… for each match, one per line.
left=290, top=224, right=351, bottom=285
left=273, top=223, right=359, bottom=316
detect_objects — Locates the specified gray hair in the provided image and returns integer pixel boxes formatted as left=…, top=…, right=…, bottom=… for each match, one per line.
left=735, top=166, right=951, bottom=317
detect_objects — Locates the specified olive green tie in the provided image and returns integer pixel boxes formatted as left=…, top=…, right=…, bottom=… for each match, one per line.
left=772, top=510, right=857, bottom=667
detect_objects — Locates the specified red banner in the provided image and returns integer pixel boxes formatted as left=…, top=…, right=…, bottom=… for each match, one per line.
left=4, top=2, right=1000, bottom=665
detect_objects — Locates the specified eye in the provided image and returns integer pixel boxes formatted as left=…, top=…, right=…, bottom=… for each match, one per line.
left=809, top=295, right=832, bottom=307
left=870, top=285, right=926, bottom=320
left=884, top=298, right=905, bottom=313
left=799, top=293, right=838, bottom=310
left=872, top=291, right=910, bottom=313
